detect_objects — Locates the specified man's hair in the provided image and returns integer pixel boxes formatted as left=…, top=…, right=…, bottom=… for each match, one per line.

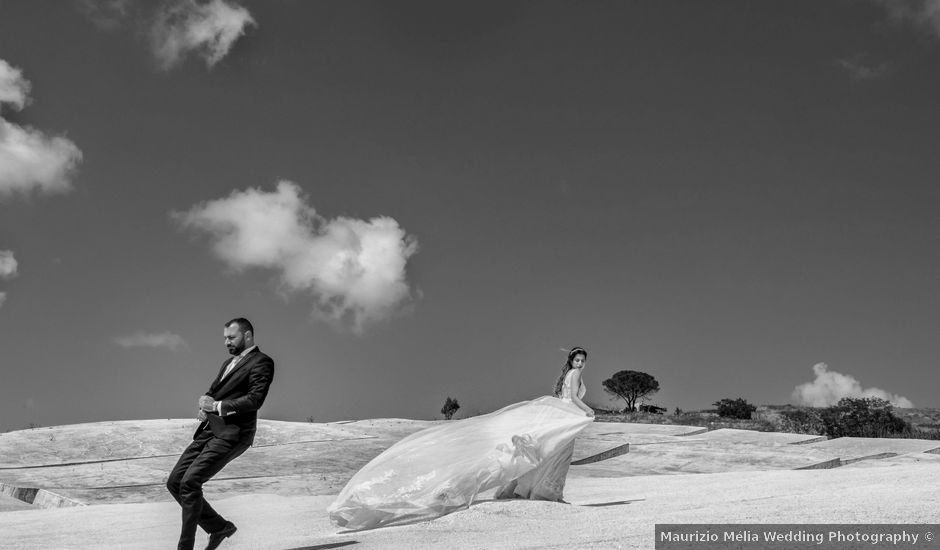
left=225, top=317, right=254, bottom=335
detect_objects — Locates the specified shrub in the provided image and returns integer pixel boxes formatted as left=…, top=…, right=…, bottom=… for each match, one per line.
left=777, top=408, right=825, bottom=435
left=713, top=398, right=757, bottom=420
left=818, top=397, right=911, bottom=438
left=441, top=396, right=460, bottom=420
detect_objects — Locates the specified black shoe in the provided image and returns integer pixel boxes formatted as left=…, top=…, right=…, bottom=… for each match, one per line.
left=205, top=522, right=237, bottom=550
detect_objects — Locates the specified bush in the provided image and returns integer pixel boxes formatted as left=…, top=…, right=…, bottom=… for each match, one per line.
left=713, top=398, right=757, bottom=420
left=776, top=408, right=825, bottom=435
left=441, top=396, right=460, bottom=420
left=818, top=397, right=911, bottom=438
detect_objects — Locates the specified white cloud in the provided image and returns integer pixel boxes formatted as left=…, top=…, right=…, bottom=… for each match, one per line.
left=173, top=181, right=420, bottom=333
left=792, top=362, right=914, bottom=408
left=873, top=0, right=940, bottom=38
left=837, top=57, right=889, bottom=80
left=0, top=250, right=17, bottom=279
left=115, top=331, right=189, bottom=351
left=0, top=251, right=16, bottom=308
left=150, top=0, right=256, bottom=70
left=77, top=0, right=253, bottom=71
left=0, top=59, right=83, bottom=199
left=0, top=59, right=31, bottom=110
left=0, top=120, right=83, bottom=197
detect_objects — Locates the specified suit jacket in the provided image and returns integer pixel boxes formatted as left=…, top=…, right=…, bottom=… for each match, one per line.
left=195, top=347, right=275, bottom=443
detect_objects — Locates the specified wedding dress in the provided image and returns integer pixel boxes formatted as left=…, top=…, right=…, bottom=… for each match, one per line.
left=327, top=370, right=592, bottom=530
left=494, top=369, right=586, bottom=501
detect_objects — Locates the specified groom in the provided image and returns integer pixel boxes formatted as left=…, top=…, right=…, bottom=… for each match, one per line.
left=166, top=318, right=275, bottom=550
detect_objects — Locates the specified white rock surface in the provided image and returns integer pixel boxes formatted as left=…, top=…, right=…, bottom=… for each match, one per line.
left=1, top=420, right=938, bottom=549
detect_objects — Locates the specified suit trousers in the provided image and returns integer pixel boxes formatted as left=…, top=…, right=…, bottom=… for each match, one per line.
left=166, top=430, right=251, bottom=550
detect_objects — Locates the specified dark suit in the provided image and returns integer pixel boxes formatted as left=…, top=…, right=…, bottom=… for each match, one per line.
left=166, top=347, right=275, bottom=550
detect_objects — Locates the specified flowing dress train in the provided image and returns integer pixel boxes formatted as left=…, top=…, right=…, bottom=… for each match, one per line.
left=495, top=369, right=585, bottom=501
left=327, top=371, right=592, bottom=530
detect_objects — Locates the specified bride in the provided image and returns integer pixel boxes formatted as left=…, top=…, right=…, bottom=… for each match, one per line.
left=328, top=347, right=595, bottom=530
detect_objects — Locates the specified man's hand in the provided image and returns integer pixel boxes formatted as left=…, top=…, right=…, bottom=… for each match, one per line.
left=198, top=395, right=215, bottom=412
left=197, top=409, right=207, bottom=422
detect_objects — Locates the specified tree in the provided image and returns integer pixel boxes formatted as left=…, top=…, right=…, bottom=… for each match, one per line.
left=602, top=370, right=659, bottom=412
left=441, top=396, right=460, bottom=420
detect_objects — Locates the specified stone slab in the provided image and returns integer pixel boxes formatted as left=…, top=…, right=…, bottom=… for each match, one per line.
left=802, top=436, right=940, bottom=459
left=690, top=428, right=826, bottom=446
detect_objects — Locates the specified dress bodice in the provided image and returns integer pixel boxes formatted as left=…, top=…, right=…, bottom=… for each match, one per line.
left=559, top=369, right=586, bottom=402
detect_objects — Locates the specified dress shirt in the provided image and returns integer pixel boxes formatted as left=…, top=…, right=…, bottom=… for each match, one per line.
left=215, top=345, right=257, bottom=415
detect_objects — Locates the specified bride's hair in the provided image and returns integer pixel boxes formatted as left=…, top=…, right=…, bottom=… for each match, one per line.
left=553, top=347, right=587, bottom=397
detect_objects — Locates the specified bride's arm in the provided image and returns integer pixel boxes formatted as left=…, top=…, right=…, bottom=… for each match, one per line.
left=567, top=369, right=594, bottom=417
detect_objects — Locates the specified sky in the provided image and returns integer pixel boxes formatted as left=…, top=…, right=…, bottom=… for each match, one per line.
left=1, top=0, right=939, bottom=432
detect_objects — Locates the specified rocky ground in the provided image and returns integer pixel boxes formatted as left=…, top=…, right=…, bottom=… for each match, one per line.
left=1, top=418, right=939, bottom=549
